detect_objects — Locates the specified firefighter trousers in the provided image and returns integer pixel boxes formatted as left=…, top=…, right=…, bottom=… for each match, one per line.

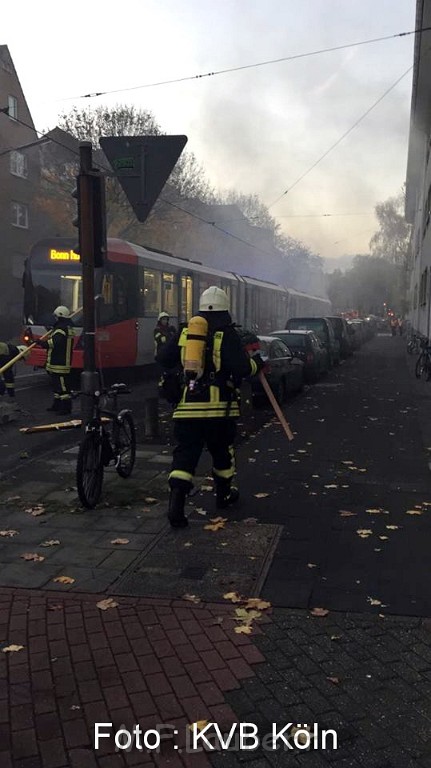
left=0, top=354, right=15, bottom=397
left=50, top=373, right=71, bottom=402
left=169, top=419, right=236, bottom=492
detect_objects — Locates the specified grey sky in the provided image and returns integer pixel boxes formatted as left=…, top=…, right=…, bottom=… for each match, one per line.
left=3, top=0, right=416, bottom=260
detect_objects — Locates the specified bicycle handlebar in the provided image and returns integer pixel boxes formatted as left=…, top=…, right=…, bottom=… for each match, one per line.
left=70, top=384, right=131, bottom=400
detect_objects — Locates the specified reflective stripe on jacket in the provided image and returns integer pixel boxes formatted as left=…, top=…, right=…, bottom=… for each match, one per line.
left=46, top=326, right=74, bottom=374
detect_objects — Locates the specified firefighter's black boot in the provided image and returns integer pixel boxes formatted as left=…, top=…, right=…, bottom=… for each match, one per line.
left=58, top=400, right=72, bottom=416
left=168, top=487, right=188, bottom=528
left=46, top=399, right=60, bottom=412
left=215, top=478, right=240, bottom=510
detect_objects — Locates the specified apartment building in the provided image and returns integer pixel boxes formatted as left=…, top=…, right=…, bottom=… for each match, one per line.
left=0, top=45, right=40, bottom=338
left=406, top=1, right=431, bottom=335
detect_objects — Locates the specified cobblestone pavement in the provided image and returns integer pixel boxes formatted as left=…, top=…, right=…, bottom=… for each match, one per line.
left=1, top=336, right=431, bottom=766
left=1, top=589, right=431, bottom=767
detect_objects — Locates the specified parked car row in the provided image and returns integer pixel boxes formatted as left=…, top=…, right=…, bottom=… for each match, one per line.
left=249, top=314, right=376, bottom=404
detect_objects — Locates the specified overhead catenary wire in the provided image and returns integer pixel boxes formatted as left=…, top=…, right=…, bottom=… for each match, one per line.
left=56, top=26, right=426, bottom=102
left=267, top=64, right=413, bottom=209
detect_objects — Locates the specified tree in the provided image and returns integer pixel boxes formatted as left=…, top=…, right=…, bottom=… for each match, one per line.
left=326, top=254, right=403, bottom=315
left=369, top=186, right=411, bottom=266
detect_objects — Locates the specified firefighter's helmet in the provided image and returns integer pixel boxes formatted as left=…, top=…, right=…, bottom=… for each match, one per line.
left=53, top=306, right=70, bottom=318
left=199, top=286, right=229, bottom=312
left=158, top=311, right=170, bottom=321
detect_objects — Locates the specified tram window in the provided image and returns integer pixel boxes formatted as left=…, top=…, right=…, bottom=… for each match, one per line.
left=180, top=276, right=193, bottom=321
left=142, top=269, right=161, bottom=316
left=162, top=273, right=178, bottom=316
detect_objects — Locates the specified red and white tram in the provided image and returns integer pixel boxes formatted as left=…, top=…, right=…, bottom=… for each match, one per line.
left=22, top=238, right=331, bottom=371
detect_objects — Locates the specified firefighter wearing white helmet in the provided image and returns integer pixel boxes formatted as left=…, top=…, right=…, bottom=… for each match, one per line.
left=156, top=285, right=265, bottom=528
left=154, top=311, right=176, bottom=358
left=35, top=305, right=75, bottom=414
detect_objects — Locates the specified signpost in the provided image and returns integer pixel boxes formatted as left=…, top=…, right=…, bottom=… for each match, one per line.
left=77, top=135, right=187, bottom=426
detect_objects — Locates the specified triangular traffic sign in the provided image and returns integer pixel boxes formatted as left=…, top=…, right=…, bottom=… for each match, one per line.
left=99, top=135, right=187, bottom=223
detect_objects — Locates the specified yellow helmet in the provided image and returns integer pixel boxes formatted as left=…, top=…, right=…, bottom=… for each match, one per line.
left=199, top=286, right=229, bottom=312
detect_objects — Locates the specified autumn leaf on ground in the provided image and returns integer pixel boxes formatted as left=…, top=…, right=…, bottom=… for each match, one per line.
left=2, top=644, right=24, bottom=653
left=40, top=540, right=60, bottom=547
left=3, top=495, right=21, bottom=503
left=110, top=538, right=130, bottom=545
left=0, top=530, right=19, bottom=537
left=235, top=607, right=262, bottom=621
left=339, top=510, right=357, bottom=517
left=366, top=508, right=383, bottom=514
left=342, top=461, right=354, bottom=465
left=188, top=720, right=208, bottom=732
left=307, top=563, right=318, bottom=568
left=386, top=525, right=400, bottom=531
left=25, top=505, right=45, bottom=516
left=223, top=591, right=242, bottom=603
left=183, top=541, right=193, bottom=548
left=357, top=529, right=373, bottom=538
left=144, top=497, right=158, bottom=504
left=47, top=604, right=63, bottom=611
left=327, top=676, right=341, bottom=685
left=290, top=725, right=311, bottom=744
left=96, top=598, right=119, bottom=611
left=20, top=553, right=45, bottom=562
left=379, top=535, right=389, bottom=541
left=310, top=607, right=329, bottom=617
left=182, top=594, right=201, bottom=604
left=330, top=635, right=342, bottom=641
left=244, top=598, right=271, bottom=611
left=367, top=597, right=382, bottom=606
left=406, top=509, right=423, bottom=515
left=204, top=521, right=226, bottom=531
left=254, top=493, right=270, bottom=498
left=210, top=517, right=228, bottom=524
left=53, top=576, right=75, bottom=585
left=347, top=466, right=359, bottom=471
left=234, top=624, right=253, bottom=634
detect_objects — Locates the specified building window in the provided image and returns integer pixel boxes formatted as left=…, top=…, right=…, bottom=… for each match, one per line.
left=7, top=95, right=17, bottom=120
left=11, top=202, right=28, bottom=229
left=10, top=151, right=28, bottom=178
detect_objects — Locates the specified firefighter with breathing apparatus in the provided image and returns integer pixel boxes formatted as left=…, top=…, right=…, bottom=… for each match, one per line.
left=157, top=286, right=265, bottom=528
left=35, top=305, right=75, bottom=415
left=0, top=343, right=29, bottom=398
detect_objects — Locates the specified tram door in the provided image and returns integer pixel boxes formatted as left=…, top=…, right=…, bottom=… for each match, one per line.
left=180, top=275, right=193, bottom=323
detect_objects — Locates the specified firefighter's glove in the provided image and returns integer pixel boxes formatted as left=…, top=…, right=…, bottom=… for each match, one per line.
left=251, top=353, right=267, bottom=374
left=240, top=329, right=260, bottom=351
left=35, top=340, right=49, bottom=349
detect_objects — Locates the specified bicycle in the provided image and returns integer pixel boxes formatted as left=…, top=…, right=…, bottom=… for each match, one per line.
left=74, top=383, right=136, bottom=509
left=407, top=333, right=422, bottom=355
left=415, top=338, right=431, bottom=381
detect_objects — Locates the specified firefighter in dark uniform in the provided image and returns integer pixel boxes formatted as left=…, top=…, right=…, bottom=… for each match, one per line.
left=154, top=312, right=176, bottom=358
left=0, top=343, right=27, bottom=398
left=36, top=305, right=74, bottom=415
left=157, top=286, right=265, bottom=528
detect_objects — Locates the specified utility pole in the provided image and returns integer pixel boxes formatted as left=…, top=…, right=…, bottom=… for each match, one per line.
left=77, top=142, right=102, bottom=425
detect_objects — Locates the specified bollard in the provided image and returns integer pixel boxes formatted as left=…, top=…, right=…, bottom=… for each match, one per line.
left=144, top=397, right=159, bottom=438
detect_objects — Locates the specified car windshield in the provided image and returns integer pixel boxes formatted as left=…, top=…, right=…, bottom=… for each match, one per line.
left=274, top=332, right=306, bottom=347
left=288, top=319, right=325, bottom=333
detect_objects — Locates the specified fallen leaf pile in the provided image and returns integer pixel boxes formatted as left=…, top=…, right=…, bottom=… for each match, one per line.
left=223, top=592, right=272, bottom=634
left=20, top=552, right=45, bottom=562
left=0, top=530, right=19, bottom=537
left=40, top=540, right=60, bottom=547
left=356, top=529, right=373, bottom=539
left=2, top=644, right=24, bottom=653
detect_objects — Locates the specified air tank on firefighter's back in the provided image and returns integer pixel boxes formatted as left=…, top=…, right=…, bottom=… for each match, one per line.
left=183, top=316, right=208, bottom=386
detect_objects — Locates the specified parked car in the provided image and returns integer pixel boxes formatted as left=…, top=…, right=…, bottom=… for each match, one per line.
left=251, top=336, right=304, bottom=403
left=326, top=316, right=353, bottom=358
left=269, top=329, right=329, bottom=382
left=347, top=319, right=363, bottom=349
left=285, top=317, right=340, bottom=367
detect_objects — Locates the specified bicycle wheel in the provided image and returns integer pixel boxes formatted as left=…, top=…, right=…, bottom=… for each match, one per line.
left=114, top=412, right=136, bottom=479
left=76, top=432, right=104, bottom=508
left=415, top=353, right=426, bottom=379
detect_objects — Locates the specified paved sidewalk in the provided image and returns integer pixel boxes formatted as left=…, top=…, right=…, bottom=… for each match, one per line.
left=1, top=336, right=431, bottom=766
